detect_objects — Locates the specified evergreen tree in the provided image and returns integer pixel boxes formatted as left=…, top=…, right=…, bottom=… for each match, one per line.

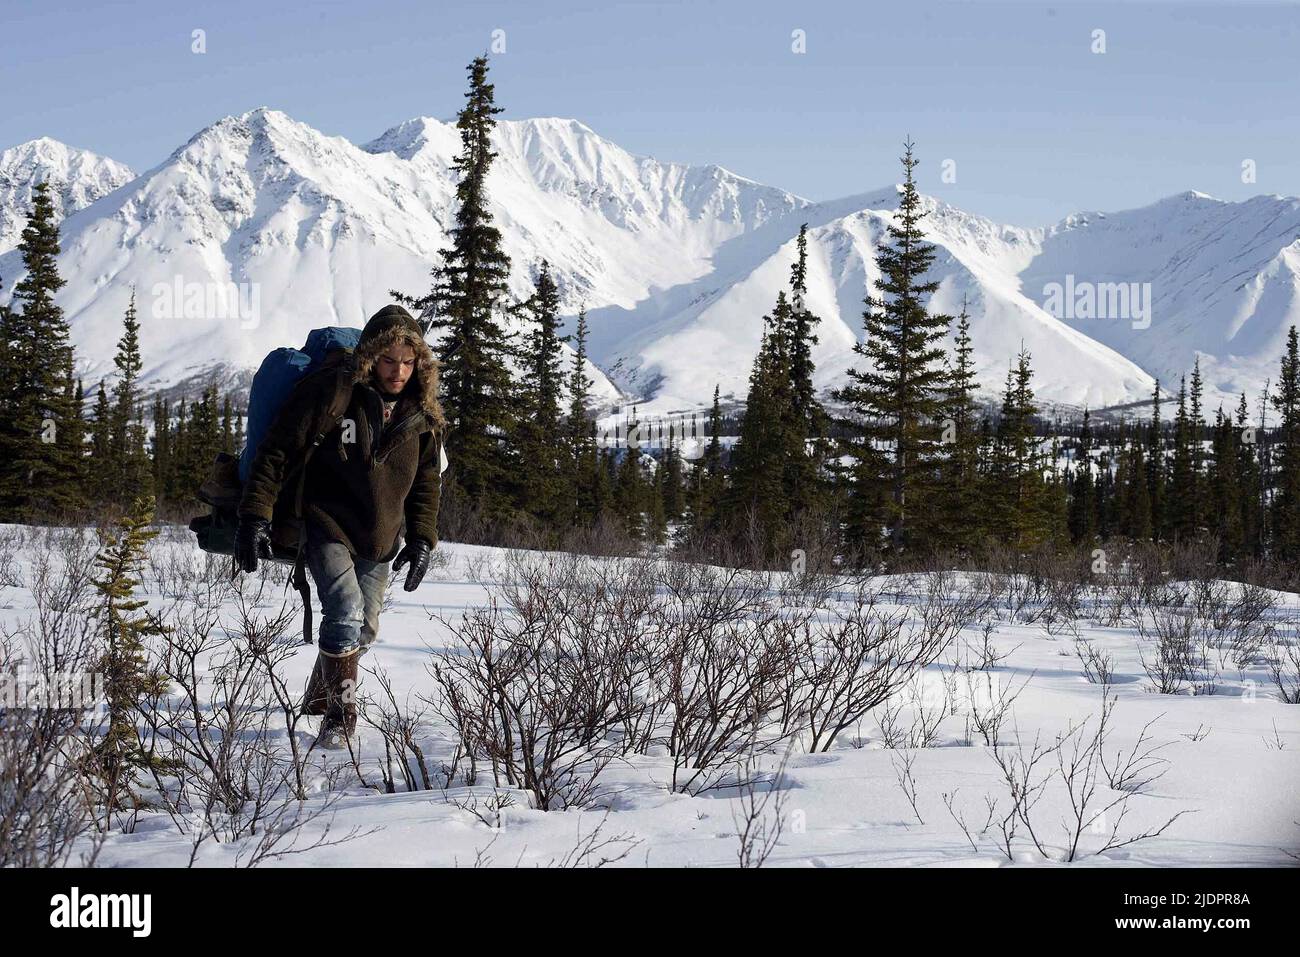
left=1271, top=326, right=1300, bottom=562
left=1189, top=358, right=1206, bottom=531
left=784, top=223, right=830, bottom=516
left=648, top=457, right=668, bottom=546
left=829, top=141, right=954, bottom=556
left=1207, top=406, right=1244, bottom=561
left=933, top=300, right=985, bottom=552
left=688, top=385, right=728, bottom=538
left=987, top=349, right=1051, bottom=550
left=1168, top=376, right=1196, bottom=541
left=150, top=396, right=171, bottom=512
left=393, top=55, right=518, bottom=524
left=170, top=398, right=188, bottom=506
left=1147, top=381, right=1166, bottom=540
left=108, top=290, right=153, bottom=506
left=514, top=260, right=568, bottom=528
left=562, top=306, right=597, bottom=525
left=614, top=440, right=646, bottom=541
left=0, top=181, right=81, bottom=520
left=1068, top=409, right=1098, bottom=544
left=90, top=381, right=113, bottom=504
left=727, top=292, right=801, bottom=562
left=662, top=433, right=686, bottom=522
left=69, top=375, right=88, bottom=507
left=1114, top=429, right=1153, bottom=542
left=167, top=384, right=222, bottom=511
left=1236, top=393, right=1264, bottom=556
left=89, top=494, right=170, bottom=808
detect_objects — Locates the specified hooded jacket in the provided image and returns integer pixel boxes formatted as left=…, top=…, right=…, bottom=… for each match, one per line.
left=238, top=304, right=447, bottom=562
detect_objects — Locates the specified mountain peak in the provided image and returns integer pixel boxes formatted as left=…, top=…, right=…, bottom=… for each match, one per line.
left=237, top=105, right=295, bottom=127
left=0, top=137, right=134, bottom=253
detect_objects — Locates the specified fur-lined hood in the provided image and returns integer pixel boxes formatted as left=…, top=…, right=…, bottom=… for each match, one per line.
left=352, top=304, right=447, bottom=431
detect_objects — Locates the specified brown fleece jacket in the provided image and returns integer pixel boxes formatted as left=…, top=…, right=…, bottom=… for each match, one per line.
left=238, top=305, right=447, bottom=562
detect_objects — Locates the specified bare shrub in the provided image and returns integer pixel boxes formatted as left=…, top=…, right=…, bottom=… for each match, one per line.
left=1135, top=607, right=1197, bottom=695
left=1073, top=636, right=1115, bottom=685
left=962, top=669, right=1033, bottom=749
left=793, top=572, right=975, bottom=754
left=663, top=582, right=795, bottom=793
left=0, top=524, right=26, bottom=587
left=970, top=693, right=1191, bottom=862
left=1266, top=615, right=1300, bottom=704
left=137, top=586, right=372, bottom=863
left=425, top=550, right=630, bottom=809
left=732, top=745, right=792, bottom=868
left=0, top=528, right=107, bottom=866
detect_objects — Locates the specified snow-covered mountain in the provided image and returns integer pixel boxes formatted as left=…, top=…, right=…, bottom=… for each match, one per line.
left=0, top=137, right=134, bottom=255
left=1, top=109, right=1296, bottom=417
left=1020, top=190, right=1300, bottom=411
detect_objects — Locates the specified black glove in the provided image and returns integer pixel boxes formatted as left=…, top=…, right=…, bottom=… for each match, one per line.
left=234, top=517, right=273, bottom=573
left=393, top=538, right=432, bottom=592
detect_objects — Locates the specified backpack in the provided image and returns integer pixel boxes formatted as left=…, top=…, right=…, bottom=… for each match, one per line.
left=190, top=327, right=365, bottom=643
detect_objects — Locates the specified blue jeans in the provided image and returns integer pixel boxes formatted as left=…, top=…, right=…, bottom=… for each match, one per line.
left=304, top=521, right=390, bottom=657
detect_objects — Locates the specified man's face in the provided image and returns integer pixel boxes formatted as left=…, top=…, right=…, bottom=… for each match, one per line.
left=376, top=344, right=417, bottom=396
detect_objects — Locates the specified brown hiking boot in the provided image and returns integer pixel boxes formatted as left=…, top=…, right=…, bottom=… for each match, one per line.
left=317, top=650, right=360, bottom=750
left=301, top=653, right=328, bottom=716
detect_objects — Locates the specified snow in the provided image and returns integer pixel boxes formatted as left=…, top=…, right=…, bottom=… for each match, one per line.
left=5, top=526, right=1296, bottom=868
left=1, top=114, right=1298, bottom=417
left=0, top=136, right=134, bottom=255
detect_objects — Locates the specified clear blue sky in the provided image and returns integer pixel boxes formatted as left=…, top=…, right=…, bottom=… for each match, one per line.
left=2, top=0, right=1296, bottom=226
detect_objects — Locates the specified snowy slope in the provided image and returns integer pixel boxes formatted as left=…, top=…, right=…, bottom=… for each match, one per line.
left=0, top=108, right=807, bottom=402
left=599, top=188, right=1156, bottom=413
left=1020, top=191, right=1300, bottom=411
left=1, top=113, right=1297, bottom=417
left=0, top=137, right=134, bottom=256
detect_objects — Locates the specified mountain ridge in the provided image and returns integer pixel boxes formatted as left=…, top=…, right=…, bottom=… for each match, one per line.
left=1, top=111, right=1296, bottom=419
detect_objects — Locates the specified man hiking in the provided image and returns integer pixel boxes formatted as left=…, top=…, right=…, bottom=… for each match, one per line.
left=234, top=304, right=446, bottom=749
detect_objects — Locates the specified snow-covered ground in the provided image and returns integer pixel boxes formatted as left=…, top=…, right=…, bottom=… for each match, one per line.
left=3, top=526, right=1297, bottom=867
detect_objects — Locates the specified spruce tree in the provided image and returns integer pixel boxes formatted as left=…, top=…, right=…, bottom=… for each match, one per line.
left=1068, top=409, right=1097, bottom=544
left=562, top=306, right=597, bottom=524
left=662, top=434, right=686, bottom=523
left=90, top=494, right=170, bottom=808
left=830, top=141, right=954, bottom=556
left=614, top=440, right=646, bottom=541
left=90, top=381, right=113, bottom=506
left=1236, top=393, right=1264, bottom=556
left=1115, top=429, right=1152, bottom=542
left=108, top=290, right=153, bottom=506
left=1189, top=358, right=1206, bottom=532
left=648, top=457, right=668, bottom=546
left=1146, top=381, right=1166, bottom=540
left=0, top=181, right=81, bottom=521
left=68, top=375, right=88, bottom=510
left=988, top=349, right=1050, bottom=550
left=150, top=396, right=171, bottom=513
left=784, top=223, right=830, bottom=515
left=1271, top=326, right=1300, bottom=562
left=934, top=300, right=984, bottom=552
left=1168, top=376, right=1196, bottom=541
left=393, top=54, right=518, bottom=524
left=727, top=292, right=801, bottom=562
left=515, top=260, right=568, bottom=528
left=688, top=385, right=728, bottom=539
left=1207, top=406, right=1244, bottom=561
